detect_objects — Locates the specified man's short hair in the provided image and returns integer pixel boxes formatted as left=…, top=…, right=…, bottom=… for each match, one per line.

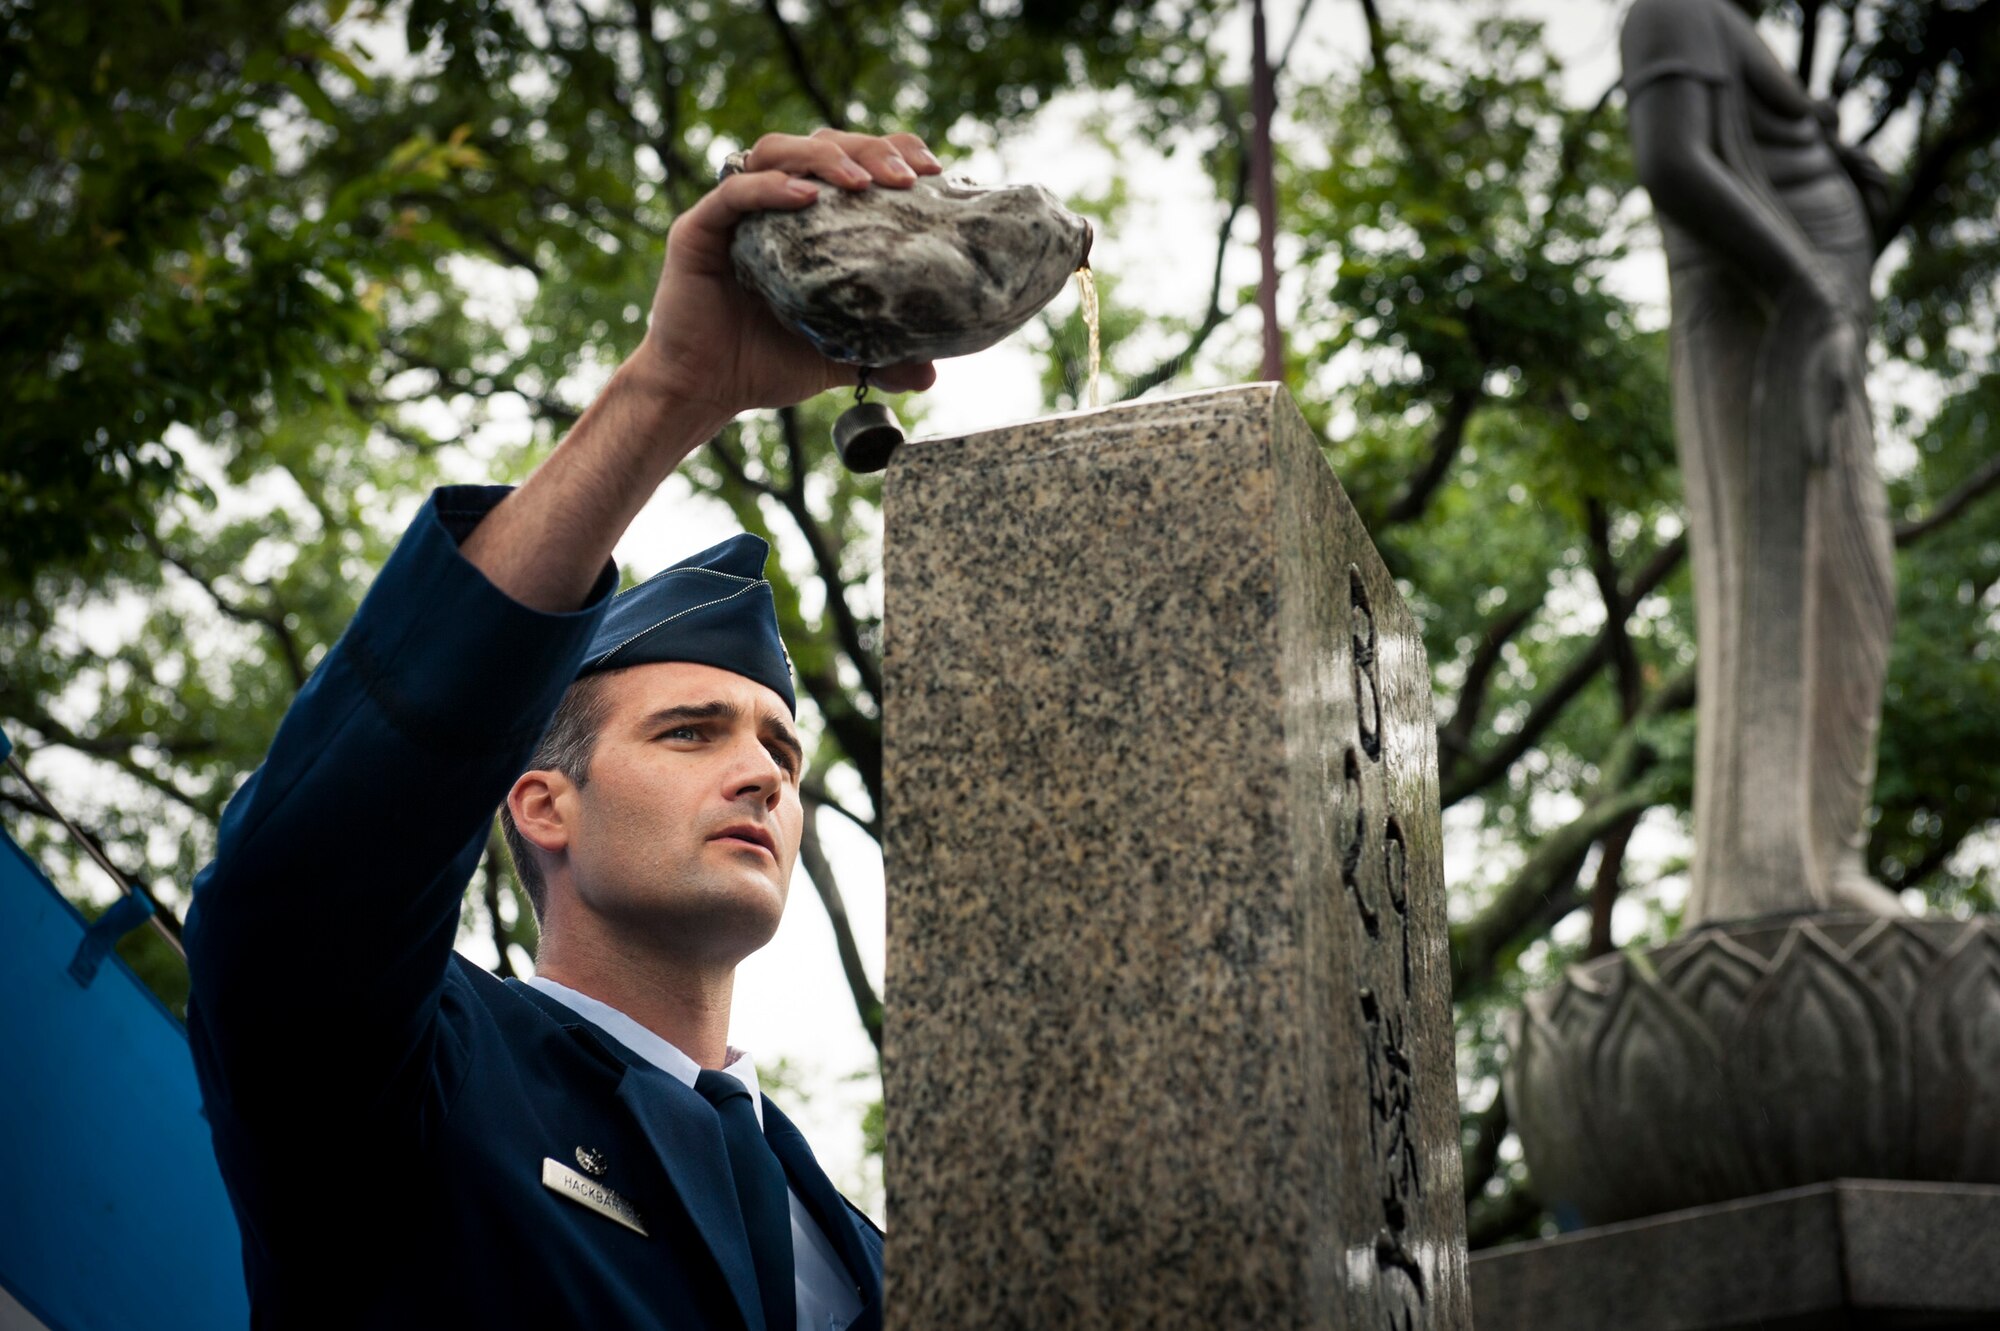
left=500, top=670, right=622, bottom=922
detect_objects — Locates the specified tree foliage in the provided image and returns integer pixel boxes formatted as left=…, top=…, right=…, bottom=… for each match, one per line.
left=3, top=0, right=1997, bottom=1244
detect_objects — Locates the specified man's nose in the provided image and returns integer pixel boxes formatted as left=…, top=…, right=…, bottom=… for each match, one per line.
left=726, top=735, right=783, bottom=805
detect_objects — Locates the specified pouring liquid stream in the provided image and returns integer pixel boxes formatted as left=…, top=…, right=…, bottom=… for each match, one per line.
left=1076, top=266, right=1102, bottom=409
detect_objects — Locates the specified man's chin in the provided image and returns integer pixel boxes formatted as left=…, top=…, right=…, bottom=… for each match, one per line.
left=667, top=873, right=788, bottom=953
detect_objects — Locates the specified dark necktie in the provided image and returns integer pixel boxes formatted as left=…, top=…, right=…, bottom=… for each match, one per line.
left=694, top=1069, right=797, bottom=1331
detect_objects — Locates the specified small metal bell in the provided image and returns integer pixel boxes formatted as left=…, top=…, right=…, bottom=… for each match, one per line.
left=832, top=401, right=905, bottom=473
left=832, top=373, right=906, bottom=473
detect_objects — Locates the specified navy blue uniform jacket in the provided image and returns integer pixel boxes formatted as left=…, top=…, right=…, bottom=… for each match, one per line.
left=183, top=487, right=884, bottom=1329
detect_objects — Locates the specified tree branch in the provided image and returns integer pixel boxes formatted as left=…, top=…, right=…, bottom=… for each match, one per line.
left=800, top=778, right=878, bottom=842
left=1275, top=0, right=1322, bottom=80
left=390, top=191, right=545, bottom=277
left=524, top=178, right=670, bottom=241
left=1450, top=780, right=1655, bottom=996
left=1442, top=640, right=1605, bottom=808
left=5, top=702, right=221, bottom=823
left=1586, top=809, right=1640, bottom=959
left=1538, top=80, right=1621, bottom=226
left=1356, top=0, right=1433, bottom=182
left=139, top=525, right=308, bottom=690
left=1439, top=596, right=1543, bottom=760
left=1796, top=0, right=1824, bottom=87
left=1828, top=1, right=1867, bottom=100
left=1118, top=92, right=1253, bottom=403
left=799, top=795, right=882, bottom=1056
left=1895, top=451, right=2000, bottom=547
left=760, top=0, right=845, bottom=129
left=385, top=341, right=581, bottom=426
left=1441, top=535, right=1686, bottom=809
left=706, top=424, right=884, bottom=710
left=563, top=0, right=693, bottom=220
left=795, top=667, right=883, bottom=817
left=1872, top=84, right=2000, bottom=256
left=1585, top=499, right=1642, bottom=719
left=1383, top=384, right=1482, bottom=525
left=627, top=0, right=702, bottom=207
left=15, top=730, right=220, bottom=760
left=1449, top=664, right=1693, bottom=996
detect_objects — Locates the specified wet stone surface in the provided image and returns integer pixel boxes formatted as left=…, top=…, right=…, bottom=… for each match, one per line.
left=880, top=385, right=1471, bottom=1330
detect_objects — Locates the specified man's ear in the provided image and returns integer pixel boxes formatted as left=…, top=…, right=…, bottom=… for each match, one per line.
left=508, top=770, right=576, bottom=856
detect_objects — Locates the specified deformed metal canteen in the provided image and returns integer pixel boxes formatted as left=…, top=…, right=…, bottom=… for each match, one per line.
left=730, top=172, right=1093, bottom=472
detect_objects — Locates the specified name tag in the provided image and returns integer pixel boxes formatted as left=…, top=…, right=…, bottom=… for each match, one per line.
left=542, top=1157, right=649, bottom=1237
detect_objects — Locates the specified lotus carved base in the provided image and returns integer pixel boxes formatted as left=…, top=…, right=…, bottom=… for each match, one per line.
left=1505, top=913, right=2000, bottom=1226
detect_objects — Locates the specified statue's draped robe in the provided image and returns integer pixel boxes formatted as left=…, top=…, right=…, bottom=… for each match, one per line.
left=1626, top=0, right=1896, bottom=923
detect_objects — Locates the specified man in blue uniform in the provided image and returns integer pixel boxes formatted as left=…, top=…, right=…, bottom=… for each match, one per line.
left=182, top=129, right=941, bottom=1330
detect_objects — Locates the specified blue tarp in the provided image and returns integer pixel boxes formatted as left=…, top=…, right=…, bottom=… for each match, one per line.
left=0, top=808, right=247, bottom=1329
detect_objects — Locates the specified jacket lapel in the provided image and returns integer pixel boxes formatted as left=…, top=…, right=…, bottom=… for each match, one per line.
left=507, top=980, right=768, bottom=1331
left=617, top=1066, right=769, bottom=1331
left=763, top=1097, right=883, bottom=1331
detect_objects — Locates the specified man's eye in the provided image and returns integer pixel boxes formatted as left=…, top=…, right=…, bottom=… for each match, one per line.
left=660, top=726, right=700, bottom=742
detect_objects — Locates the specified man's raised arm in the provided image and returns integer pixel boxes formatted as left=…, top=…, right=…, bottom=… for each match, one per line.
left=461, top=129, right=942, bottom=613
left=182, top=131, right=941, bottom=1150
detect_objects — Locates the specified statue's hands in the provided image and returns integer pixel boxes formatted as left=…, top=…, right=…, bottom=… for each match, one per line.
left=1765, top=272, right=1866, bottom=471
left=1802, top=316, right=1864, bottom=470
left=635, top=129, right=944, bottom=422
left=1787, top=254, right=1853, bottom=328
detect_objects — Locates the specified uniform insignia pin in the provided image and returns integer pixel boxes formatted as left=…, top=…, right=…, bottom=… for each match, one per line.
left=542, top=1157, right=647, bottom=1237
left=575, top=1145, right=609, bottom=1177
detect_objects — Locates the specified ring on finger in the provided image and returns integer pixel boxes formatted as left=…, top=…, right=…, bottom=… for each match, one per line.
left=719, top=149, right=752, bottom=181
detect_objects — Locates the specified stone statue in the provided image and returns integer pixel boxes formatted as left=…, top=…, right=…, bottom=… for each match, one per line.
left=1623, top=0, right=1900, bottom=924
left=1498, top=10, right=1998, bottom=1246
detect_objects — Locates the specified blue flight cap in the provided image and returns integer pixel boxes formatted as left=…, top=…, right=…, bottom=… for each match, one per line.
left=578, top=534, right=796, bottom=714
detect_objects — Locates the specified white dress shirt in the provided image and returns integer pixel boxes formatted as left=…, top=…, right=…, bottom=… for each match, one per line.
left=525, top=977, right=864, bottom=1331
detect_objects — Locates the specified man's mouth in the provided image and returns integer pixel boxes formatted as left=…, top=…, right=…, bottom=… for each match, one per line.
left=710, top=823, right=776, bottom=857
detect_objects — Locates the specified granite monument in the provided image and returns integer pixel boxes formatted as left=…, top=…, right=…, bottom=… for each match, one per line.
left=880, top=385, right=1471, bottom=1329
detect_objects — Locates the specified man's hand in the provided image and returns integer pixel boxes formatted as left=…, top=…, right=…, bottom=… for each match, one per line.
left=460, top=129, right=945, bottom=613
left=636, top=128, right=945, bottom=420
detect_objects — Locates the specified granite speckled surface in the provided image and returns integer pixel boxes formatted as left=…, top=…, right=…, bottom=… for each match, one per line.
left=880, top=384, right=1470, bottom=1329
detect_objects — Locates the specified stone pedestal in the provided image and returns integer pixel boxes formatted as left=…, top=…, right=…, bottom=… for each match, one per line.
left=1471, top=1180, right=2000, bottom=1330
left=880, top=384, right=1470, bottom=1329
left=1506, top=913, right=2000, bottom=1225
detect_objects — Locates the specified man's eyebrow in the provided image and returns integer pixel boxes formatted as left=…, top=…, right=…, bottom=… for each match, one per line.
left=760, top=713, right=804, bottom=768
left=642, top=701, right=801, bottom=769
left=640, top=701, right=738, bottom=730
